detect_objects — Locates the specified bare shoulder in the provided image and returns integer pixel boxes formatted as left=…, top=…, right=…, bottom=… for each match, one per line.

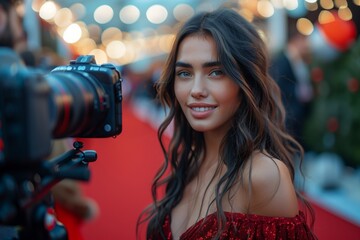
left=241, top=151, right=299, bottom=217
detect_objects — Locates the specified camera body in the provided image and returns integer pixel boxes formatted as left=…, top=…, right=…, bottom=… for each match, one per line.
left=50, top=55, right=122, bottom=138
left=0, top=53, right=122, bottom=163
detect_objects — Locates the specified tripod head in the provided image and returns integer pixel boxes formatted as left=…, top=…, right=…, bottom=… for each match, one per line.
left=0, top=141, right=97, bottom=240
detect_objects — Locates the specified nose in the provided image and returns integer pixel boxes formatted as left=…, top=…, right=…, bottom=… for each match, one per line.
left=190, top=75, right=208, bottom=99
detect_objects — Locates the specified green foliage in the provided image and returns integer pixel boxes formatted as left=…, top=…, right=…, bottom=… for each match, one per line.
left=304, top=39, right=360, bottom=167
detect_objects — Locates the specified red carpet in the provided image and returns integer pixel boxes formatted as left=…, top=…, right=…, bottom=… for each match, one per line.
left=77, top=103, right=166, bottom=240
left=56, top=102, right=360, bottom=240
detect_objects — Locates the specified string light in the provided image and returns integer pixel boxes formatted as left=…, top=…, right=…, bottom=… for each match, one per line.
left=338, top=6, right=352, bottom=21
left=297, top=18, right=314, bottom=35
left=94, top=5, right=113, bottom=24
left=36, top=0, right=358, bottom=66
left=119, top=5, right=140, bottom=24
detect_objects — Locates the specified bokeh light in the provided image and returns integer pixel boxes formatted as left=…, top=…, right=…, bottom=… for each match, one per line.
left=94, top=5, right=114, bottom=24
left=70, top=3, right=86, bottom=20
left=89, top=49, right=108, bottom=64
left=320, top=0, right=335, bottom=9
left=106, top=41, right=127, bottom=59
left=283, top=0, right=298, bottom=10
left=338, top=6, right=353, bottom=21
left=335, top=0, right=348, bottom=8
left=63, top=23, right=82, bottom=44
left=146, top=5, right=168, bottom=24
left=257, top=0, right=275, bottom=18
left=102, top=27, right=123, bottom=45
left=173, top=4, right=194, bottom=22
left=297, top=18, right=314, bottom=35
left=318, top=10, right=336, bottom=24
left=73, top=38, right=97, bottom=55
left=39, top=1, right=58, bottom=21
left=119, top=5, right=141, bottom=24
left=54, top=8, right=73, bottom=28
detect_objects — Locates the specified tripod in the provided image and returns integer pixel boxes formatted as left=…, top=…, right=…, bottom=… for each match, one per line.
left=0, top=141, right=97, bottom=240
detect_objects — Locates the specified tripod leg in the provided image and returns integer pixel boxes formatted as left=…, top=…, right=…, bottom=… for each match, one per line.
left=18, top=197, right=68, bottom=240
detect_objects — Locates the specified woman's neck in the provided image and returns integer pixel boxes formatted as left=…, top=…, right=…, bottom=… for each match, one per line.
left=200, top=131, right=225, bottom=171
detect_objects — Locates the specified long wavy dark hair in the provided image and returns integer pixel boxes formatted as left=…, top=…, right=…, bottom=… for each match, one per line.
left=138, top=8, right=314, bottom=239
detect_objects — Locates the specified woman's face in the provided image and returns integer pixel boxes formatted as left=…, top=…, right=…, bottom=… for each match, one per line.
left=174, top=35, right=240, bottom=135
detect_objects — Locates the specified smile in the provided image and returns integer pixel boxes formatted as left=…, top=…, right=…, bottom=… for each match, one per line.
left=191, top=107, right=216, bottom=112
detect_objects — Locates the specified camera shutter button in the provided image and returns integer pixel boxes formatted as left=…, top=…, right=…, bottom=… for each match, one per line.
left=100, top=63, right=116, bottom=70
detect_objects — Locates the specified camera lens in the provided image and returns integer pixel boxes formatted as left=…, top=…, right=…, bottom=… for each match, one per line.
left=46, top=71, right=108, bottom=138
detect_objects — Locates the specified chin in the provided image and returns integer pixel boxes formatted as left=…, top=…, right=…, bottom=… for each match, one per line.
left=189, top=123, right=215, bottom=133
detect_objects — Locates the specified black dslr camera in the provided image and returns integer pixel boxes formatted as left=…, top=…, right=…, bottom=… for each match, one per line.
left=0, top=48, right=122, bottom=240
left=0, top=51, right=122, bottom=163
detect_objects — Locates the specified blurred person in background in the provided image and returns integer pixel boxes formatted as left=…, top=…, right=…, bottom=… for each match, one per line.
left=0, top=0, right=26, bottom=53
left=138, top=8, right=316, bottom=239
left=269, top=17, right=314, bottom=149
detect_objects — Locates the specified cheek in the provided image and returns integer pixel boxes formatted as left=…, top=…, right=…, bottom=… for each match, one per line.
left=174, top=81, right=187, bottom=103
left=215, top=83, right=240, bottom=104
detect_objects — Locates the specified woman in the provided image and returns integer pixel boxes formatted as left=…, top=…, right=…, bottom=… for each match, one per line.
left=139, top=8, right=316, bottom=240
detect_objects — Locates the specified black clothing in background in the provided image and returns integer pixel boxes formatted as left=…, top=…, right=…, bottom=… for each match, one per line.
left=269, top=50, right=312, bottom=147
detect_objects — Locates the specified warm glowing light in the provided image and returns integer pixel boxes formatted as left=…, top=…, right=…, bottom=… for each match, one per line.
left=117, top=44, right=137, bottom=65
left=239, top=8, right=254, bottom=22
left=89, top=49, right=108, bottom=64
left=106, top=41, right=126, bottom=59
left=119, top=5, right=140, bottom=24
left=257, top=0, right=274, bottom=18
left=54, top=8, right=73, bottom=27
left=39, top=1, right=58, bottom=21
left=94, top=5, right=114, bottom=24
left=283, top=0, right=298, bottom=10
left=320, top=0, right=334, bottom=9
left=318, top=10, right=335, bottom=24
left=338, top=6, right=352, bottom=21
left=102, top=27, right=123, bottom=45
left=271, top=0, right=284, bottom=8
left=70, top=3, right=86, bottom=20
left=146, top=5, right=168, bottom=24
left=354, top=0, right=360, bottom=6
left=306, top=2, right=319, bottom=11
left=63, top=23, right=82, bottom=44
left=74, top=38, right=97, bottom=55
left=335, top=0, right=348, bottom=7
left=32, top=0, right=43, bottom=12
left=297, top=18, right=314, bottom=35
left=305, top=0, right=317, bottom=3
left=173, top=4, right=194, bottom=22
left=158, top=34, right=175, bottom=53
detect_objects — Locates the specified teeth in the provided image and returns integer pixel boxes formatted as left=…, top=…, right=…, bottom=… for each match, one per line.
left=192, top=107, right=215, bottom=112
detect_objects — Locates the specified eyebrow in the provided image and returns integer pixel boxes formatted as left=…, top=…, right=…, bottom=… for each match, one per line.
left=175, top=61, right=222, bottom=68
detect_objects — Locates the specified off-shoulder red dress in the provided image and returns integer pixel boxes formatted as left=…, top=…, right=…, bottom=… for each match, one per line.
left=156, top=211, right=316, bottom=240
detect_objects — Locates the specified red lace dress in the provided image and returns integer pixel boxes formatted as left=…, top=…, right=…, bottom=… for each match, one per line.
left=157, top=211, right=316, bottom=240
